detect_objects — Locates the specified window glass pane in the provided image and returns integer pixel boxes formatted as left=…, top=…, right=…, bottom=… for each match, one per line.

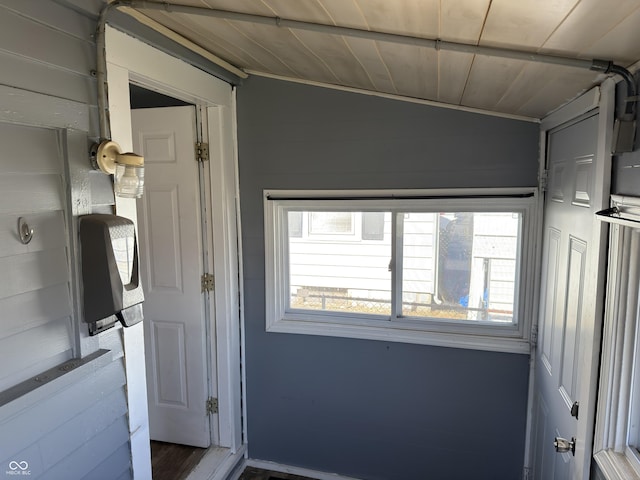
left=288, top=211, right=303, bottom=238
left=309, top=212, right=354, bottom=235
left=402, top=212, right=520, bottom=322
left=289, top=211, right=391, bottom=315
left=628, top=269, right=640, bottom=452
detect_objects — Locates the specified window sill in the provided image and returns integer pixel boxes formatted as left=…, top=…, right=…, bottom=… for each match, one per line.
left=594, top=450, right=640, bottom=480
left=267, top=316, right=531, bottom=354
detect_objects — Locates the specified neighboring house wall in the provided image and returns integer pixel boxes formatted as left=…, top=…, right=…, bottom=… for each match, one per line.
left=237, top=76, right=538, bottom=479
left=0, top=1, right=133, bottom=478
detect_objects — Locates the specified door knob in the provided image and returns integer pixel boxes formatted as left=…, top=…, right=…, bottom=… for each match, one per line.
left=554, top=437, right=575, bottom=456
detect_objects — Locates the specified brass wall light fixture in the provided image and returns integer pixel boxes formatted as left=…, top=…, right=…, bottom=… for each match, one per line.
left=91, top=140, right=145, bottom=198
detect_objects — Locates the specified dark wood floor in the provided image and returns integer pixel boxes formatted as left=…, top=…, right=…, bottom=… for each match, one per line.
left=150, top=441, right=317, bottom=480
left=239, top=466, right=317, bottom=480
left=150, top=441, right=208, bottom=480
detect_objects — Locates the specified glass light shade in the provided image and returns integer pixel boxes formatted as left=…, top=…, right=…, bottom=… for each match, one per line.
left=114, top=163, right=144, bottom=198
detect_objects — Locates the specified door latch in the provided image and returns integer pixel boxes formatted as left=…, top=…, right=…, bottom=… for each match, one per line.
left=570, top=401, right=579, bottom=419
left=554, top=437, right=575, bottom=456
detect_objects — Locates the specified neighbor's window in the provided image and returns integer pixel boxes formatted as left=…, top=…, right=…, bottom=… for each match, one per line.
left=265, top=190, right=537, bottom=353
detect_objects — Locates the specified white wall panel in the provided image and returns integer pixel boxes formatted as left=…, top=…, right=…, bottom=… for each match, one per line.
left=0, top=1, right=131, bottom=479
left=0, top=5, right=94, bottom=76
left=0, top=248, right=69, bottom=300
left=0, top=51, right=97, bottom=107
left=0, top=316, right=74, bottom=389
left=0, top=211, right=66, bottom=258
left=0, top=175, right=64, bottom=215
left=1, top=284, right=72, bottom=339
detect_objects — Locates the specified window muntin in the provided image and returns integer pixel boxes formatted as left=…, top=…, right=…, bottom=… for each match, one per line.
left=266, top=189, right=537, bottom=352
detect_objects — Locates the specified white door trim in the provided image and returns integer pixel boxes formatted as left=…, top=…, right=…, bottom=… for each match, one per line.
left=572, top=77, right=614, bottom=480
left=105, top=25, right=243, bottom=476
left=524, top=80, right=615, bottom=479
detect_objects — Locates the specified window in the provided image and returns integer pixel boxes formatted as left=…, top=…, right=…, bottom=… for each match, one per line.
left=265, top=189, right=538, bottom=353
left=362, top=212, right=385, bottom=241
left=309, top=212, right=354, bottom=235
left=594, top=196, right=640, bottom=480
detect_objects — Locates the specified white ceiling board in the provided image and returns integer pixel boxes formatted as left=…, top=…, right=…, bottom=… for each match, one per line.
left=339, top=38, right=398, bottom=93
left=214, top=18, right=344, bottom=84
left=492, top=63, right=596, bottom=117
left=262, top=0, right=331, bottom=22
left=201, top=0, right=275, bottom=16
left=543, top=0, right=640, bottom=59
left=481, top=0, right=579, bottom=49
left=319, top=0, right=398, bottom=92
left=144, top=12, right=278, bottom=73
left=289, top=30, right=377, bottom=90
left=319, top=0, right=371, bottom=29
left=461, top=56, right=528, bottom=112
left=516, top=68, right=602, bottom=118
left=376, top=43, right=438, bottom=100
left=353, top=0, right=440, bottom=37
left=440, top=0, right=491, bottom=44
left=584, top=6, right=640, bottom=65
left=114, top=0, right=640, bottom=119
left=437, top=51, right=474, bottom=105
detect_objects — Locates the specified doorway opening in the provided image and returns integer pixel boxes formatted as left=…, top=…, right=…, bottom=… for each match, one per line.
left=106, top=27, right=245, bottom=477
left=129, top=84, right=222, bottom=479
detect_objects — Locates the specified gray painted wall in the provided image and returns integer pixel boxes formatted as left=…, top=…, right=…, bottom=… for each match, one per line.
left=237, top=76, right=538, bottom=480
left=0, top=1, right=132, bottom=478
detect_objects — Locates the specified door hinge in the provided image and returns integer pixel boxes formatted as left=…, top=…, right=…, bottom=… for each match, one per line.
left=201, top=273, right=214, bottom=292
left=539, top=169, right=548, bottom=192
left=206, top=397, right=219, bottom=414
left=530, top=323, right=538, bottom=347
left=195, top=142, right=209, bottom=162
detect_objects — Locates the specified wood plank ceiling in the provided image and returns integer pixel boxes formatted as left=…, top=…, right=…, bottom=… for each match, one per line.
left=122, top=0, right=640, bottom=119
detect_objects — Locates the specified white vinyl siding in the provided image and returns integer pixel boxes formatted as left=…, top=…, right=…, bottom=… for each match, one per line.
left=290, top=212, right=392, bottom=308
left=0, top=2, right=133, bottom=479
left=0, top=122, right=74, bottom=392
left=0, top=1, right=97, bottom=106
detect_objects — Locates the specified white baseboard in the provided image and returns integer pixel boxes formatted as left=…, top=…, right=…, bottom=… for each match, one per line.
left=186, top=444, right=247, bottom=480
left=246, top=459, right=362, bottom=480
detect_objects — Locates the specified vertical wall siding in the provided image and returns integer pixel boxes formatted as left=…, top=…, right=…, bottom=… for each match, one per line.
left=237, top=76, right=538, bottom=480
left=0, top=123, right=74, bottom=391
left=611, top=74, right=640, bottom=196
left=0, top=0, right=98, bottom=106
left=0, top=1, right=131, bottom=479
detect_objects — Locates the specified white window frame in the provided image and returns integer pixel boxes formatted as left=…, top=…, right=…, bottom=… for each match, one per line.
left=264, top=188, right=538, bottom=354
left=594, top=195, right=640, bottom=480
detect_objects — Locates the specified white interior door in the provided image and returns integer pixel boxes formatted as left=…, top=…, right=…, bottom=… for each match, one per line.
left=532, top=112, right=608, bottom=479
left=132, top=106, right=212, bottom=448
